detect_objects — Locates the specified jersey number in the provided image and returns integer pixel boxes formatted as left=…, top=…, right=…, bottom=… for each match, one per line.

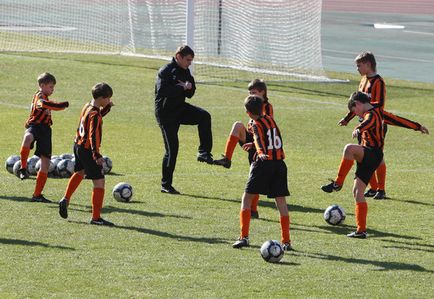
left=266, top=128, right=282, bottom=150
left=78, top=118, right=85, bottom=137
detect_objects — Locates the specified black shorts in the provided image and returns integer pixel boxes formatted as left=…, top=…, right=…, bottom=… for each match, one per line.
left=238, top=129, right=255, bottom=164
left=355, top=147, right=383, bottom=185
left=26, top=124, right=52, bottom=158
left=245, top=160, right=290, bottom=198
left=73, top=144, right=104, bottom=180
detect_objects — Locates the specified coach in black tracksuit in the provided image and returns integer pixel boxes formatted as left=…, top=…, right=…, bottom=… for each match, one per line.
left=155, top=45, right=213, bottom=194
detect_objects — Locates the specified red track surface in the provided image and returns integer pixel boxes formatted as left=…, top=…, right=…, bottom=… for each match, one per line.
left=323, top=0, right=434, bottom=15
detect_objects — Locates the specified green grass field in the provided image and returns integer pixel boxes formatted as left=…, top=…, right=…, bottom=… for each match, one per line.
left=0, top=52, right=433, bottom=298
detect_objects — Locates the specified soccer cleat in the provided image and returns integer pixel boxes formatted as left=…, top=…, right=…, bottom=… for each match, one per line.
left=90, top=218, right=115, bottom=226
left=250, top=210, right=259, bottom=219
left=197, top=152, right=214, bottom=164
left=232, top=237, right=249, bottom=248
left=364, top=189, right=377, bottom=197
left=346, top=231, right=367, bottom=239
left=213, top=155, right=231, bottom=169
left=18, top=168, right=29, bottom=180
left=58, top=197, right=69, bottom=219
left=161, top=185, right=180, bottom=195
left=373, top=190, right=386, bottom=200
left=282, top=242, right=293, bottom=251
left=31, top=194, right=52, bottom=203
left=321, top=180, right=342, bottom=193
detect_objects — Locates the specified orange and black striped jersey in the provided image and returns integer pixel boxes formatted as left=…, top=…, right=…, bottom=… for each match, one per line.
left=25, top=91, right=68, bottom=128
left=355, top=107, right=384, bottom=150
left=263, top=101, right=273, bottom=118
left=250, top=115, right=285, bottom=161
left=344, top=74, right=386, bottom=123
left=383, top=110, right=421, bottom=131
left=74, top=103, right=104, bottom=160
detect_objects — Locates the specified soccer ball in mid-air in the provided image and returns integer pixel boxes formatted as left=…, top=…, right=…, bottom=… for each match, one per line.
left=56, top=159, right=74, bottom=178
left=27, top=156, right=40, bottom=175
left=102, top=156, right=112, bottom=174
left=5, top=155, right=20, bottom=174
left=324, top=204, right=346, bottom=225
left=112, top=182, right=133, bottom=202
left=260, top=240, right=284, bottom=263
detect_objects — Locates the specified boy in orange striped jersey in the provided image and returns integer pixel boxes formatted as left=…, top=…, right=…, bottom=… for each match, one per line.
left=232, top=95, right=291, bottom=250
left=58, top=83, right=114, bottom=226
left=340, top=92, right=385, bottom=238
left=214, top=79, right=273, bottom=218
left=19, top=73, right=69, bottom=202
left=327, top=52, right=429, bottom=199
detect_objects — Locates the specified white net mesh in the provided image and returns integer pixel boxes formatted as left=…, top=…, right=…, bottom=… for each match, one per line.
left=0, top=0, right=329, bottom=82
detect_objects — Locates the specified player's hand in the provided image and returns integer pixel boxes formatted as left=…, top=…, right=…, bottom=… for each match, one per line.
left=258, top=153, right=268, bottom=161
left=96, top=157, right=104, bottom=166
left=420, top=125, right=429, bottom=134
left=352, top=129, right=360, bottom=138
left=177, top=80, right=192, bottom=90
left=242, top=142, right=254, bottom=151
left=338, top=118, right=348, bottom=126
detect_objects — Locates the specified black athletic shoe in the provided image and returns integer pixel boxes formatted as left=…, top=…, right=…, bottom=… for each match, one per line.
left=31, top=194, right=52, bottom=203
left=373, top=190, right=386, bottom=200
left=90, top=218, right=115, bottom=226
left=250, top=210, right=259, bottom=219
left=161, top=185, right=180, bottom=194
left=213, top=155, right=231, bottom=169
left=232, top=237, right=249, bottom=248
left=321, top=180, right=342, bottom=193
left=59, top=197, right=69, bottom=219
left=347, top=231, right=367, bottom=239
left=364, top=189, right=377, bottom=197
left=282, top=242, right=293, bottom=251
left=19, top=168, right=29, bottom=180
left=197, top=152, right=213, bottom=164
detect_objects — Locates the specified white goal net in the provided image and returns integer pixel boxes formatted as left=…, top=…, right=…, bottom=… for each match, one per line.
left=0, top=0, right=329, bottom=82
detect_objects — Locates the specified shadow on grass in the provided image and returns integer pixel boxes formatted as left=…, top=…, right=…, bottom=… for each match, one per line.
left=0, top=237, right=75, bottom=250
left=379, top=239, right=434, bottom=253
left=105, top=172, right=124, bottom=176
left=385, top=197, right=434, bottom=207
left=0, top=195, right=56, bottom=204
left=295, top=251, right=433, bottom=273
left=66, top=220, right=230, bottom=245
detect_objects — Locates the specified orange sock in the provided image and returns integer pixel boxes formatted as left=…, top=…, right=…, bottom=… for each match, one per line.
left=355, top=201, right=368, bottom=232
left=376, top=163, right=386, bottom=191
left=20, top=146, right=30, bottom=169
left=224, top=135, right=239, bottom=160
left=64, top=172, right=84, bottom=201
left=33, top=171, right=48, bottom=197
left=369, top=174, right=379, bottom=191
left=91, top=188, right=105, bottom=220
left=335, top=158, right=354, bottom=187
left=280, top=215, right=290, bottom=244
left=240, top=209, right=251, bottom=238
left=251, top=194, right=260, bottom=212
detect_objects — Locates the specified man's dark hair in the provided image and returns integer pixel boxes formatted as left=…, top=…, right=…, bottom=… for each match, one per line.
left=244, top=95, right=264, bottom=116
left=248, top=79, right=267, bottom=98
left=38, top=72, right=56, bottom=85
left=92, top=82, right=113, bottom=99
left=348, top=91, right=370, bottom=110
left=175, top=45, right=195, bottom=58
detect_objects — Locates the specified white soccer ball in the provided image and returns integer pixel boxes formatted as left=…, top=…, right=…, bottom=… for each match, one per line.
left=260, top=240, right=284, bottom=263
left=12, top=160, right=22, bottom=177
left=27, top=155, right=40, bottom=175
left=35, top=159, right=55, bottom=174
left=60, top=153, right=73, bottom=160
left=102, top=156, right=112, bottom=174
left=112, top=182, right=133, bottom=202
left=5, top=155, right=20, bottom=174
left=50, top=157, right=62, bottom=176
left=56, top=159, right=74, bottom=178
left=324, top=204, right=346, bottom=225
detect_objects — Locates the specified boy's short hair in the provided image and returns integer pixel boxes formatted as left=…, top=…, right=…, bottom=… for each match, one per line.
left=248, top=79, right=267, bottom=98
left=38, top=72, right=56, bottom=85
left=354, top=51, right=376, bottom=72
left=244, top=95, right=264, bottom=116
left=175, top=45, right=195, bottom=58
left=347, top=91, right=370, bottom=110
left=92, top=83, right=113, bottom=99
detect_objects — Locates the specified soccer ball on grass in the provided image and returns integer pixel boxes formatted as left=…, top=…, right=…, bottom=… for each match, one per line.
left=324, top=204, right=346, bottom=225
left=112, top=182, right=133, bottom=202
left=260, top=240, right=284, bottom=263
